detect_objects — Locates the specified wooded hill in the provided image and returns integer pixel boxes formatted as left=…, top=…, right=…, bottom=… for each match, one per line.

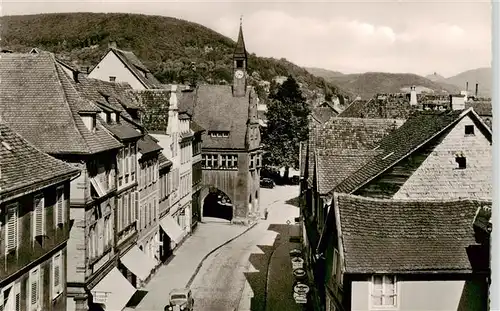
left=1, top=12, right=348, bottom=101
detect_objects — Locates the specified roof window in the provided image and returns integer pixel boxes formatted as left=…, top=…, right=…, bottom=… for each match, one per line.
left=209, top=131, right=229, bottom=138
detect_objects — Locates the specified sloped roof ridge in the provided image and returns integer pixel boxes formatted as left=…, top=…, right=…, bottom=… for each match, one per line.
left=335, top=192, right=492, bottom=204
left=335, top=108, right=475, bottom=193
left=52, top=55, right=92, bottom=153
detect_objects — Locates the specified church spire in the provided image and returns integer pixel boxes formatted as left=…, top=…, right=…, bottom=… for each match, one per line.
left=234, top=15, right=247, bottom=59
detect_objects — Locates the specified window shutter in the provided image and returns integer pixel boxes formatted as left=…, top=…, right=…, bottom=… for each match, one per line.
left=117, top=198, right=122, bottom=232
left=56, top=188, right=64, bottom=225
left=34, top=196, right=44, bottom=238
left=30, top=269, right=39, bottom=308
left=6, top=203, right=18, bottom=253
left=135, top=192, right=139, bottom=221
left=128, top=194, right=133, bottom=225
left=14, top=283, right=20, bottom=311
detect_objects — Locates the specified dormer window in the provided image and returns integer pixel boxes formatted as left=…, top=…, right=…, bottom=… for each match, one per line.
left=81, top=115, right=96, bottom=132
left=110, top=112, right=117, bottom=123
left=109, top=76, right=116, bottom=82
left=465, top=125, right=475, bottom=136
left=455, top=154, right=467, bottom=169
left=209, top=131, right=229, bottom=138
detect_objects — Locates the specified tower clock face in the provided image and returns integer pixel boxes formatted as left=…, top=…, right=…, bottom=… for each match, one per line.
left=234, top=70, right=244, bottom=79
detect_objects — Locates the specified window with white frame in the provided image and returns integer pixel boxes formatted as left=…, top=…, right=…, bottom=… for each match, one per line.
left=52, top=251, right=63, bottom=299
left=33, top=195, right=45, bottom=240
left=5, top=202, right=18, bottom=254
left=202, top=154, right=219, bottom=168
left=371, top=275, right=397, bottom=308
left=55, top=186, right=64, bottom=227
left=29, top=267, right=41, bottom=311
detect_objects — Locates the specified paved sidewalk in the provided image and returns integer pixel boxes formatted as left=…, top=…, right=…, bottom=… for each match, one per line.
left=133, top=220, right=253, bottom=311
left=266, top=223, right=306, bottom=311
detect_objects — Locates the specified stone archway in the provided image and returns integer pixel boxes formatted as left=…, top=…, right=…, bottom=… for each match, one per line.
left=202, top=187, right=233, bottom=221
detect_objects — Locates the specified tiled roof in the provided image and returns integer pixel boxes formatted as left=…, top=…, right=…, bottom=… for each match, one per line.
left=316, top=148, right=381, bottom=195
left=136, top=89, right=170, bottom=132
left=74, top=76, right=141, bottom=121
left=192, top=85, right=252, bottom=149
left=466, top=100, right=492, bottom=117
left=339, top=97, right=415, bottom=119
left=299, top=141, right=307, bottom=178
left=101, top=120, right=142, bottom=141
left=138, top=134, right=163, bottom=155
left=190, top=120, right=205, bottom=134
left=0, top=122, right=80, bottom=199
left=109, top=48, right=162, bottom=89
left=179, top=89, right=196, bottom=116
left=473, top=206, right=492, bottom=235
left=336, top=194, right=490, bottom=274
left=158, top=153, right=173, bottom=169
left=335, top=110, right=472, bottom=194
left=314, top=117, right=404, bottom=150
left=0, top=52, right=122, bottom=155
left=311, top=106, right=338, bottom=124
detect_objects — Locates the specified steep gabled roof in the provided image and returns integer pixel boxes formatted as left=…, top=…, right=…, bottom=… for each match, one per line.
left=336, top=194, right=490, bottom=274
left=335, top=109, right=490, bottom=194
left=311, top=106, right=338, bottom=124
left=75, top=76, right=142, bottom=129
left=316, top=148, right=382, bottom=195
left=314, top=117, right=403, bottom=150
left=105, top=47, right=162, bottom=89
left=0, top=122, right=80, bottom=200
left=0, top=52, right=122, bottom=155
left=192, top=85, right=252, bottom=149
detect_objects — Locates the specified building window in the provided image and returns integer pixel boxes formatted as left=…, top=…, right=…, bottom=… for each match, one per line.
left=371, top=275, right=397, bottom=308
left=456, top=155, right=467, bottom=169
left=236, top=59, right=244, bottom=68
left=208, top=131, right=229, bottom=138
left=249, top=154, right=255, bottom=169
left=55, top=186, right=64, bottom=227
left=29, top=267, right=41, bottom=311
left=52, top=251, right=63, bottom=299
left=202, top=154, right=219, bottom=168
left=465, top=125, right=475, bottom=136
left=109, top=76, right=116, bottom=82
left=33, top=194, right=45, bottom=240
left=5, top=202, right=18, bottom=254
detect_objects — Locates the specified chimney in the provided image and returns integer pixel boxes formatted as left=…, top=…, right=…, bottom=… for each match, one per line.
left=86, top=67, right=90, bottom=74
left=475, top=83, right=479, bottom=97
left=466, top=81, right=469, bottom=92
left=410, top=86, right=418, bottom=106
left=108, top=41, right=117, bottom=49
left=72, top=70, right=79, bottom=83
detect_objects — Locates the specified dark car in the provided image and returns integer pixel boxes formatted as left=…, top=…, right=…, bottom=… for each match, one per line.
left=290, top=175, right=300, bottom=185
left=260, top=178, right=275, bottom=189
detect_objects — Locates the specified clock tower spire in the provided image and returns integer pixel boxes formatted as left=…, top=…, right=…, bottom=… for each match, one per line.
left=233, top=16, right=248, bottom=97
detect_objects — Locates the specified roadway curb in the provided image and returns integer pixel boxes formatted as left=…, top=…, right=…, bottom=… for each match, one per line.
left=185, top=221, right=259, bottom=288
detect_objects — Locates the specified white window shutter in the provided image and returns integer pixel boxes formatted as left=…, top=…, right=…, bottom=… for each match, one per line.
left=56, top=187, right=64, bottom=225
left=34, top=196, right=44, bottom=238
left=6, top=203, right=18, bottom=253
left=30, top=269, right=39, bottom=309
left=14, top=282, right=20, bottom=311
left=53, top=254, right=61, bottom=295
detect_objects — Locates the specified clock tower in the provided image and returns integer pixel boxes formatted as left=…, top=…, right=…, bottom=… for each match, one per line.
left=233, top=17, right=248, bottom=97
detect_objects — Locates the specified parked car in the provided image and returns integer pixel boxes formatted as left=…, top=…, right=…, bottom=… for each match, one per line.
left=165, top=288, right=194, bottom=311
left=290, top=175, right=300, bottom=185
left=260, top=177, right=275, bottom=189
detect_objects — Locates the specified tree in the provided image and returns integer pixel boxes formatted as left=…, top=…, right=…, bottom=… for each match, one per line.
left=263, top=75, right=311, bottom=180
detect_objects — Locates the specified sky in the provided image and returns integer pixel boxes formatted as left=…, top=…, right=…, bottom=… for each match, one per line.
left=1, top=0, right=492, bottom=77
